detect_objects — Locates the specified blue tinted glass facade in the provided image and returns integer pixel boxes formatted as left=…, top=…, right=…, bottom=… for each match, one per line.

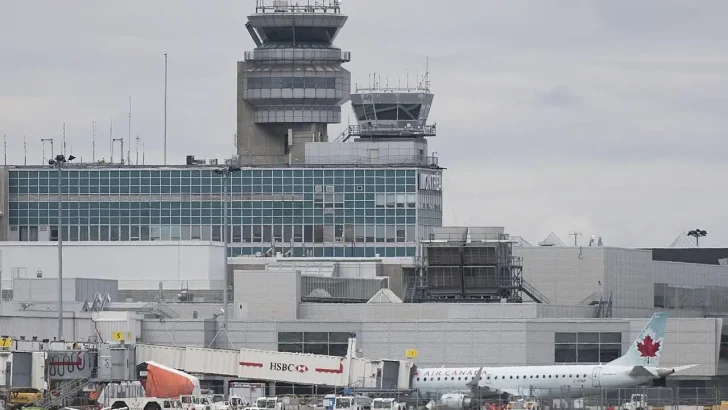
left=7, top=167, right=443, bottom=258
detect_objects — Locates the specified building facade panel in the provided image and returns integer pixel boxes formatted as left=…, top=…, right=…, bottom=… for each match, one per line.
left=7, top=167, right=434, bottom=258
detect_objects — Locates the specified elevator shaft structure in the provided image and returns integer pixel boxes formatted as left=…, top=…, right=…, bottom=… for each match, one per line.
left=237, top=0, right=351, bottom=165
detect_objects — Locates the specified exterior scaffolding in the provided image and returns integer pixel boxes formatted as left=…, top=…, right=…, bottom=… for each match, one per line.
left=404, top=227, right=549, bottom=303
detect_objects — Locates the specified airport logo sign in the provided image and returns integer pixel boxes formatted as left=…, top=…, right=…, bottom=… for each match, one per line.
left=419, top=172, right=442, bottom=191
left=269, top=362, right=309, bottom=372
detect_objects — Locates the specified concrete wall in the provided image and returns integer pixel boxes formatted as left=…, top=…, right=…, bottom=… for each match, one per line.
left=0, top=242, right=225, bottom=290
left=517, top=246, right=728, bottom=312
left=517, top=247, right=606, bottom=306
left=233, top=270, right=300, bottom=321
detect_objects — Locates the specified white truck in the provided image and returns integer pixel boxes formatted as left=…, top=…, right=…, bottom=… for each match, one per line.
left=245, top=396, right=301, bottom=410
left=621, top=394, right=647, bottom=410
left=371, top=398, right=405, bottom=410
left=334, top=396, right=372, bottom=410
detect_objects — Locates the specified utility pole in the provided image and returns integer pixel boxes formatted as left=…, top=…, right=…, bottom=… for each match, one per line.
left=569, top=231, right=582, bottom=247
left=214, top=165, right=242, bottom=338
left=164, top=52, right=168, bottom=165
left=49, top=153, right=75, bottom=340
left=687, top=229, right=707, bottom=247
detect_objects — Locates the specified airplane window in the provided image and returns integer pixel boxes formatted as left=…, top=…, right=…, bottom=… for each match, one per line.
left=529, top=376, right=533, bottom=378
left=555, top=375, right=558, bottom=378
left=509, top=376, right=513, bottom=379
left=459, top=377, right=462, bottom=380
left=535, top=375, right=539, bottom=378
left=417, top=378, right=420, bottom=381
left=583, top=374, right=587, bottom=378
left=548, top=375, right=552, bottom=378
left=486, top=377, right=490, bottom=380
left=437, top=377, right=440, bottom=381
left=516, top=376, right=519, bottom=379
left=423, top=377, right=427, bottom=381
left=451, top=377, right=455, bottom=380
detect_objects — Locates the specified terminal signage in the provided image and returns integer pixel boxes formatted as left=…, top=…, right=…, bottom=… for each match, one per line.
left=270, top=362, right=309, bottom=373
left=418, top=172, right=442, bottom=191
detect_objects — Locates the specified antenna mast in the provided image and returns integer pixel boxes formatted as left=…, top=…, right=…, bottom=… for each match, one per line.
left=135, top=135, right=140, bottom=166
left=92, top=121, right=96, bottom=163
left=164, top=52, right=168, bottom=165
left=569, top=231, right=582, bottom=246
left=23, top=135, right=27, bottom=165
left=109, top=120, right=114, bottom=164
left=128, top=95, right=132, bottom=165
left=62, top=123, right=66, bottom=156
left=3, top=134, right=6, bottom=166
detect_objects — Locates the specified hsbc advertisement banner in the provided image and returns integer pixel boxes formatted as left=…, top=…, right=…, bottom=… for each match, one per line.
left=237, top=349, right=349, bottom=386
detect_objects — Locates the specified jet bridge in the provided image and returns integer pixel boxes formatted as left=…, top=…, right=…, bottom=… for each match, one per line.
left=135, top=339, right=414, bottom=389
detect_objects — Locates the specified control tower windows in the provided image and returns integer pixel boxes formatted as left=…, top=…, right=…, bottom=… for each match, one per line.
left=247, top=77, right=335, bottom=90
left=352, top=104, right=422, bottom=121
left=260, top=26, right=340, bottom=44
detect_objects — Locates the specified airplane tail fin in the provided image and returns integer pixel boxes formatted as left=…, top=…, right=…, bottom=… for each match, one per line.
left=610, top=312, right=667, bottom=367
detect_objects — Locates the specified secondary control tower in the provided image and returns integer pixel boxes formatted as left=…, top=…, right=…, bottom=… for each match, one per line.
left=237, top=0, right=351, bottom=165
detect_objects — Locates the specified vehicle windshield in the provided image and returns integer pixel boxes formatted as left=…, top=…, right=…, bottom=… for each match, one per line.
left=265, top=400, right=278, bottom=408
left=335, top=399, right=352, bottom=408
left=213, top=395, right=225, bottom=403
left=373, top=401, right=390, bottom=409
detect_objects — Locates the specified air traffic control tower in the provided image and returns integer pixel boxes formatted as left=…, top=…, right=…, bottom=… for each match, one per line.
left=237, top=0, right=351, bottom=165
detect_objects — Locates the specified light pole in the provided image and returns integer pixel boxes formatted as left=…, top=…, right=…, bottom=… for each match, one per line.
left=49, top=154, right=75, bottom=340
left=214, top=166, right=241, bottom=334
left=687, top=229, right=707, bottom=247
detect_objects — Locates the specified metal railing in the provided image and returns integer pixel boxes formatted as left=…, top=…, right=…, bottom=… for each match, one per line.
left=521, top=279, right=551, bottom=304
left=255, top=0, right=342, bottom=14
left=335, top=124, right=437, bottom=142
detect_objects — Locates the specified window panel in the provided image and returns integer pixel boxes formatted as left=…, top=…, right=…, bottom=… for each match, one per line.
left=278, top=332, right=303, bottom=343
left=328, top=332, right=352, bottom=343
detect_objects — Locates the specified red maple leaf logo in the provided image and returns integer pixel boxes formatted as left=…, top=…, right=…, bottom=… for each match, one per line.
left=637, top=335, right=661, bottom=358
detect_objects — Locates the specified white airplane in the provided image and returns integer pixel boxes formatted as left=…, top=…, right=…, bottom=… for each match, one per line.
left=411, top=312, right=696, bottom=408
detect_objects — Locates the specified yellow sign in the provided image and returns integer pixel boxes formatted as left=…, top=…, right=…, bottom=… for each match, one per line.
left=405, top=349, right=418, bottom=358
left=112, top=331, right=125, bottom=341
left=0, top=337, right=12, bottom=348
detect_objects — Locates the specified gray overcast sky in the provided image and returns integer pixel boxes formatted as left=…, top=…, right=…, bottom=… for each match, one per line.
left=1, top=0, right=726, bottom=247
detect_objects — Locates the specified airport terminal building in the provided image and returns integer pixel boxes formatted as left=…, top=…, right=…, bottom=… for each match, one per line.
left=1, top=0, right=727, bottom=398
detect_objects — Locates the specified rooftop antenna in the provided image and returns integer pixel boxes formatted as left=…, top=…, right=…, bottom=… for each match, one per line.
left=128, top=95, right=132, bottom=165
left=23, top=135, right=27, bottom=165
left=41, top=138, right=54, bottom=164
left=569, top=231, right=582, bottom=246
left=164, top=52, right=168, bottom=165
left=112, top=138, right=124, bottom=165
left=92, top=121, right=96, bottom=163
left=135, top=135, right=140, bottom=166
left=142, top=140, right=145, bottom=165
left=109, top=120, right=113, bottom=163
left=62, top=122, right=66, bottom=156
left=3, top=134, right=6, bottom=166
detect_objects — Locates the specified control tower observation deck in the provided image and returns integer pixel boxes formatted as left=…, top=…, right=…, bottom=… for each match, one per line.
left=236, top=0, right=351, bottom=165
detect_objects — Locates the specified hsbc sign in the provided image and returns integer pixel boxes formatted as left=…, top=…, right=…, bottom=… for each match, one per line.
left=270, top=362, right=308, bottom=373
left=419, top=172, right=442, bottom=191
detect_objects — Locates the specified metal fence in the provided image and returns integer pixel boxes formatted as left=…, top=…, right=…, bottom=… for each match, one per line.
left=407, top=386, right=728, bottom=409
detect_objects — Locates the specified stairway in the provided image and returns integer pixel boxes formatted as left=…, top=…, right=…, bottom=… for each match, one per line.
left=33, top=377, right=94, bottom=409
left=521, top=280, right=550, bottom=304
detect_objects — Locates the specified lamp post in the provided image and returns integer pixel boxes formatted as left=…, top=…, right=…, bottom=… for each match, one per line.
left=214, top=166, right=241, bottom=334
left=49, top=154, right=75, bottom=340
left=687, top=229, right=707, bottom=247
